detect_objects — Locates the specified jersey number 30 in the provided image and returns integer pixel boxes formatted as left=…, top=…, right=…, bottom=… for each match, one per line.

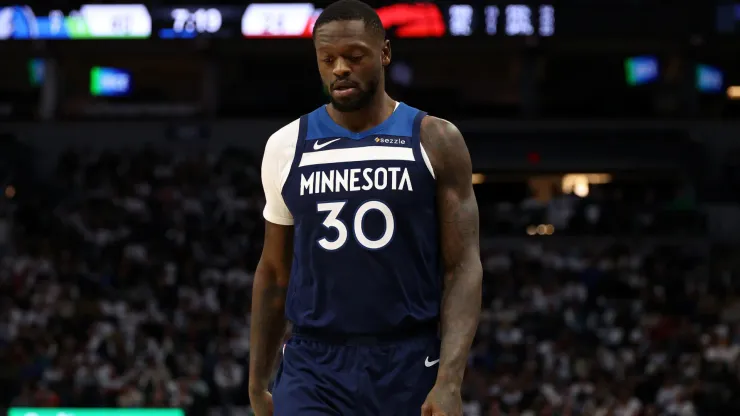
left=316, top=201, right=394, bottom=251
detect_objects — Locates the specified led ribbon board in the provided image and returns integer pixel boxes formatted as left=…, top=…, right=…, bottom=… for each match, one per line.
left=8, top=410, right=185, bottom=416
left=0, top=4, right=151, bottom=39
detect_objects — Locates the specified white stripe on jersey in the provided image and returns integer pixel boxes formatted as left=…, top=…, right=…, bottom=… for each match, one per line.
left=299, top=146, right=415, bottom=167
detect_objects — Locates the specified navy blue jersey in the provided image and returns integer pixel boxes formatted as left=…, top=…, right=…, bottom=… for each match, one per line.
left=264, top=102, right=441, bottom=335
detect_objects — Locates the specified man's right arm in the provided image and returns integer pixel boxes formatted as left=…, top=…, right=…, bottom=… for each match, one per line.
left=248, top=220, right=292, bottom=393
left=249, top=121, right=298, bottom=395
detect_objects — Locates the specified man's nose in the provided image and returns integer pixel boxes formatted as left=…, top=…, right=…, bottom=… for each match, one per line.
left=332, top=58, right=351, bottom=78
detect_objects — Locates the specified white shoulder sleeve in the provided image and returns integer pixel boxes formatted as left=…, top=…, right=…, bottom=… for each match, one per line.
left=261, top=118, right=300, bottom=226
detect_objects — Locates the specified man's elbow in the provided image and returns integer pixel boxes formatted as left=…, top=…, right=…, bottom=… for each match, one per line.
left=255, top=257, right=288, bottom=283
left=445, top=254, right=483, bottom=286
left=464, top=247, right=483, bottom=275
left=462, top=258, right=483, bottom=290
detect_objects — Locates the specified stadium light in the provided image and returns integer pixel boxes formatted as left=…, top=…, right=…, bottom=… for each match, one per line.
left=728, top=86, right=740, bottom=100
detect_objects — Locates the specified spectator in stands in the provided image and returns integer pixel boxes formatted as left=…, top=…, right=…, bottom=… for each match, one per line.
left=214, top=353, right=244, bottom=416
left=0, top=147, right=726, bottom=416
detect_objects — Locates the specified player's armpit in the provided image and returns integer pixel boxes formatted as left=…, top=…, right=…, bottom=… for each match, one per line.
left=420, top=116, right=483, bottom=387
left=249, top=220, right=293, bottom=393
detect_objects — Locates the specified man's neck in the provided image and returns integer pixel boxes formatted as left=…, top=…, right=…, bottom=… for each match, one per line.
left=327, top=93, right=396, bottom=133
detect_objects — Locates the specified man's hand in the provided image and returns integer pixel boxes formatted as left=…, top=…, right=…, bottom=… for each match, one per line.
left=249, top=389, right=274, bottom=416
left=420, top=383, right=463, bottom=416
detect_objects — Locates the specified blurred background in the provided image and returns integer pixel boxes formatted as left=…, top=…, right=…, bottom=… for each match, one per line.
left=1, top=0, right=740, bottom=415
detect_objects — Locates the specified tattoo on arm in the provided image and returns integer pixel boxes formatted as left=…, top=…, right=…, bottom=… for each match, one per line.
left=421, top=116, right=483, bottom=387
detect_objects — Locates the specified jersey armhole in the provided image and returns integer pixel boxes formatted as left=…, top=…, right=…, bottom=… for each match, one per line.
left=420, top=144, right=436, bottom=179
left=280, top=115, right=310, bottom=194
left=412, top=111, right=436, bottom=180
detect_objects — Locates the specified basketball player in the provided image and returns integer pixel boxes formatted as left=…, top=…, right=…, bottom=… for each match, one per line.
left=248, top=1, right=482, bottom=415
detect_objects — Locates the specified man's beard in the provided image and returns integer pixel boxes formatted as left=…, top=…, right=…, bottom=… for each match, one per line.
left=330, top=77, right=379, bottom=112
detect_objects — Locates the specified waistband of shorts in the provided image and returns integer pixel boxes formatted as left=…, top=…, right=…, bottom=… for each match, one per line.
left=291, top=320, right=439, bottom=345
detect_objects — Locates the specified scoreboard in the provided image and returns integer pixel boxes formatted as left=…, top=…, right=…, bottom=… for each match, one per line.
left=0, top=2, right=727, bottom=41
left=0, top=3, right=555, bottom=40
left=149, top=3, right=554, bottom=39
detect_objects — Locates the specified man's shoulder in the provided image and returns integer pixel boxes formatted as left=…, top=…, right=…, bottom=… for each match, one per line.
left=266, top=117, right=302, bottom=148
left=266, top=105, right=327, bottom=149
left=262, top=117, right=303, bottom=171
left=419, top=115, right=460, bottom=139
left=418, top=115, right=467, bottom=173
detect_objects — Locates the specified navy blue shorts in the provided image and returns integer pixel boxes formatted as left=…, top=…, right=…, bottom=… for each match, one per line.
left=272, top=328, right=440, bottom=416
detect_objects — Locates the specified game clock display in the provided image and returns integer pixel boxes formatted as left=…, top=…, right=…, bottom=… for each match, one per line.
left=149, top=5, right=243, bottom=38
left=0, top=2, right=555, bottom=40
left=0, top=2, right=720, bottom=41
left=150, top=3, right=556, bottom=39
left=148, top=2, right=712, bottom=39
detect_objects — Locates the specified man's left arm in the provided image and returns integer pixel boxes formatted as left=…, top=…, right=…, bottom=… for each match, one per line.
left=421, top=116, right=483, bottom=389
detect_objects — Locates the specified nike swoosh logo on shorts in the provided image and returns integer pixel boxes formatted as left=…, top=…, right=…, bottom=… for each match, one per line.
left=424, top=357, right=440, bottom=367
left=313, top=138, right=341, bottom=150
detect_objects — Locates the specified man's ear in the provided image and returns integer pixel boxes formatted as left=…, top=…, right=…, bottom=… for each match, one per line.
left=381, top=39, right=391, bottom=67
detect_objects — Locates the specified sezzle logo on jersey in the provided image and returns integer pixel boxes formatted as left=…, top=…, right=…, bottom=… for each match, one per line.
left=374, top=137, right=406, bottom=145
left=300, top=167, right=413, bottom=196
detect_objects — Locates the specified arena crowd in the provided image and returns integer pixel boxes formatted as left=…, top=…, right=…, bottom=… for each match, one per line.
left=1, top=148, right=731, bottom=416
